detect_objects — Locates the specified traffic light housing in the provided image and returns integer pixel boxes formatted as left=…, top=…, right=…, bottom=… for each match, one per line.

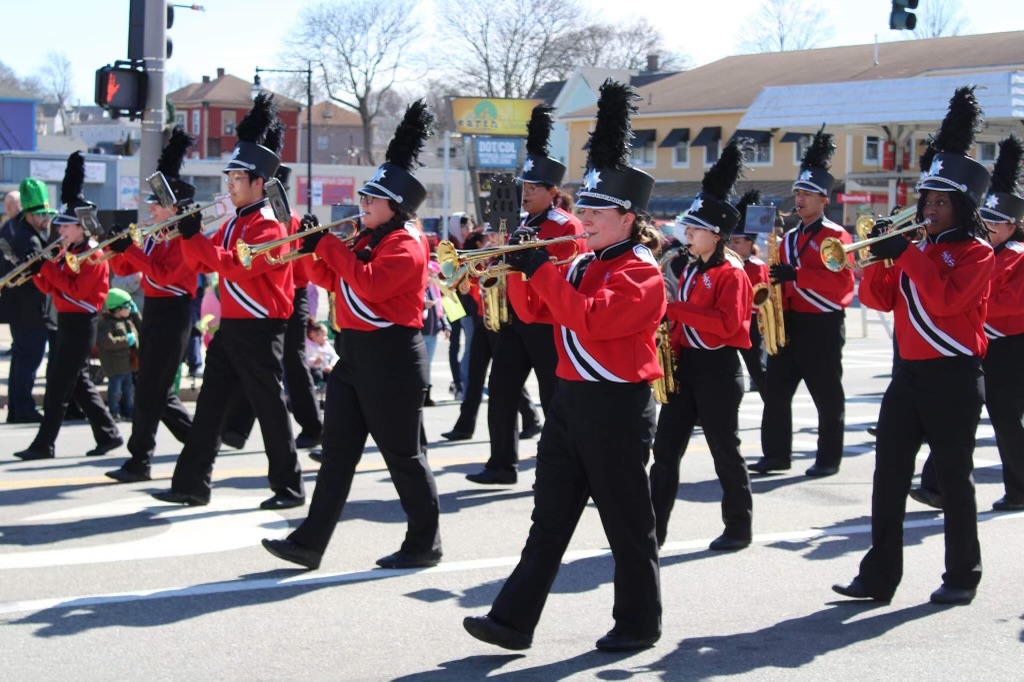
left=128, top=0, right=174, bottom=60
left=95, top=63, right=148, bottom=120
left=890, top=0, right=918, bottom=30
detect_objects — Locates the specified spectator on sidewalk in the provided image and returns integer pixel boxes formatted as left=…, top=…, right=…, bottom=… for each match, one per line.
left=97, top=288, right=139, bottom=421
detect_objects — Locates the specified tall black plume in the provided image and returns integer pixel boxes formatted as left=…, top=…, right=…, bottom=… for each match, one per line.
left=800, top=124, right=836, bottom=171
left=701, top=140, right=746, bottom=199
left=61, top=151, right=85, bottom=206
left=526, top=104, right=555, bottom=158
left=385, top=100, right=434, bottom=170
left=933, top=86, right=983, bottom=156
left=236, top=93, right=278, bottom=145
left=587, top=79, right=636, bottom=171
left=989, top=134, right=1024, bottom=195
left=157, top=127, right=194, bottom=178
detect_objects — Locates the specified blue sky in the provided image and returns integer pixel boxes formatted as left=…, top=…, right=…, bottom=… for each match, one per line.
left=5, top=0, right=1022, bottom=105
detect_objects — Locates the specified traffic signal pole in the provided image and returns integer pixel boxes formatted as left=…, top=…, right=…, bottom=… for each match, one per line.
left=138, top=0, right=167, bottom=202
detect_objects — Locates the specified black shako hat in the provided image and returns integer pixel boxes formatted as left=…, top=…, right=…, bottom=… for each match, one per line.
left=223, top=93, right=281, bottom=181
left=359, top=100, right=434, bottom=213
left=917, top=86, right=991, bottom=206
left=731, top=189, right=763, bottom=239
left=520, top=104, right=565, bottom=187
left=980, top=134, right=1024, bottom=224
left=147, top=126, right=195, bottom=205
left=576, top=79, right=654, bottom=213
left=793, top=124, right=835, bottom=196
left=680, top=139, right=746, bottom=234
left=53, top=151, right=99, bottom=234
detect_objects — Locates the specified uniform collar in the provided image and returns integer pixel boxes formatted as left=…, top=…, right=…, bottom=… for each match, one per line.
left=798, top=216, right=824, bottom=236
left=236, top=198, right=267, bottom=217
left=925, top=227, right=970, bottom=244
left=525, top=211, right=547, bottom=228
left=594, top=239, right=633, bottom=261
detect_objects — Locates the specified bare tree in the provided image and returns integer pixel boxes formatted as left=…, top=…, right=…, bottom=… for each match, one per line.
left=287, top=0, right=419, bottom=166
left=0, top=60, right=43, bottom=97
left=735, top=0, right=834, bottom=53
left=38, top=52, right=74, bottom=134
left=912, top=0, right=968, bottom=39
left=564, top=19, right=692, bottom=73
left=435, top=0, right=580, bottom=98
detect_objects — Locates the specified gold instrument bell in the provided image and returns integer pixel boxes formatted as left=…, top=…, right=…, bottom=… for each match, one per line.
left=819, top=205, right=929, bottom=272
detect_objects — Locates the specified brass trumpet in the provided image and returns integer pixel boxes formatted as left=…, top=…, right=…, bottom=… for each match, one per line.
left=236, top=215, right=363, bottom=269
left=820, top=206, right=930, bottom=272
left=129, top=194, right=230, bottom=246
left=435, top=233, right=588, bottom=284
left=0, top=242, right=63, bottom=291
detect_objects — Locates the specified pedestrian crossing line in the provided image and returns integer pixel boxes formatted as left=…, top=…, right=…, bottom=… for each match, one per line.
left=1, top=510, right=1020, bottom=617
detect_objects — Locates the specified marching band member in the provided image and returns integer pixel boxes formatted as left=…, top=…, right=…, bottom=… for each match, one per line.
left=649, top=140, right=754, bottom=551
left=105, top=127, right=197, bottom=482
left=834, top=87, right=993, bottom=605
left=728, top=189, right=769, bottom=398
left=749, top=125, right=854, bottom=478
left=464, top=80, right=664, bottom=652
left=465, top=103, right=585, bottom=485
left=262, top=101, right=442, bottom=570
left=151, top=94, right=304, bottom=509
left=14, top=152, right=122, bottom=460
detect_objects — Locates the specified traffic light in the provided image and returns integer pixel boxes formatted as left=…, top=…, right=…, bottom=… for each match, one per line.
left=95, top=63, right=148, bottom=119
left=128, top=0, right=174, bottom=60
left=890, top=0, right=918, bottom=30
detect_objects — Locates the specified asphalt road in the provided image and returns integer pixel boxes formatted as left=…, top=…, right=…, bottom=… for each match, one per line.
left=1, top=334, right=1021, bottom=681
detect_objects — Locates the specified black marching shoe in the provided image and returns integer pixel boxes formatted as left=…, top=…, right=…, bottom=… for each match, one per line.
left=151, top=489, right=209, bottom=506
left=709, top=534, right=751, bottom=552
left=929, top=584, right=975, bottom=605
left=105, top=466, right=152, bottom=483
left=831, top=577, right=891, bottom=602
left=747, top=457, right=791, bottom=474
left=441, top=429, right=473, bottom=441
left=221, top=429, right=247, bottom=450
left=6, top=411, right=44, bottom=424
left=991, top=496, right=1024, bottom=512
left=86, top=437, right=124, bottom=458
left=519, top=423, right=543, bottom=440
left=294, top=431, right=322, bottom=449
left=806, top=464, right=840, bottom=478
left=375, top=549, right=442, bottom=569
left=908, top=486, right=944, bottom=510
left=13, top=446, right=55, bottom=460
left=261, top=538, right=322, bottom=570
left=466, top=468, right=517, bottom=485
left=260, top=492, right=306, bottom=510
left=595, top=629, right=660, bottom=652
left=308, top=449, right=323, bottom=463
left=463, top=615, right=532, bottom=651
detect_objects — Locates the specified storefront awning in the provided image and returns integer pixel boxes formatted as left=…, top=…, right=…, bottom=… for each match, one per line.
left=691, top=126, right=721, bottom=147
left=658, top=128, right=690, bottom=147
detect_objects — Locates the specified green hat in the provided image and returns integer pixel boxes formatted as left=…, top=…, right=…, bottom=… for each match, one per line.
left=18, top=178, right=55, bottom=215
left=104, top=288, right=132, bottom=311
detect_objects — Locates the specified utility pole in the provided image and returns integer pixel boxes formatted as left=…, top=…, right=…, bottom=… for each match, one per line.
left=138, top=0, right=167, bottom=203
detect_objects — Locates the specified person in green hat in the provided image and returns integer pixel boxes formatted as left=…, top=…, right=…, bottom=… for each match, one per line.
left=97, top=288, right=139, bottom=422
left=0, top=178, right=58, bottom=423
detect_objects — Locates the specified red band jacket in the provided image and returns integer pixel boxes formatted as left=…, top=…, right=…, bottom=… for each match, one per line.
left=34, top=241, right=109, bottom=314
left=181, top=199, right=294, bottom=320
left=780, top=217, right=855, bottom=313
left=507, top=238, right=666, bottom=383
left=111, top=235, right=197, bottom=299
left=984, top=239, right=1024, bottom=339
left=743, top=255, right=769, bottom=311
left=668, top=253, right=753, bottom=351
left=308, top=221, right=429, bottom=331
left=860, top=227, right=994, bottom=360
left=523, top=207, right=587, bottom=267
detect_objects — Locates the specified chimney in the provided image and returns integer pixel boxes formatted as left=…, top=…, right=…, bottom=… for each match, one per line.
left=202, top=75, right=210, bottom=83
left=646, top=54, right=660, bottom=72
left=216, top=67, right=225, bottom=79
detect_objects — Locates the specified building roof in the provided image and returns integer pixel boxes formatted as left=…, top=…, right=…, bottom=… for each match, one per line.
left=0, top=85, right=37, bottom=100
left=562, top=30, right=1024, bottom=119
left=309, top=101, right=361, bottom=126
left=531, top=80, right=565, bottom=105
left=169, top=73, right=301, bottom=110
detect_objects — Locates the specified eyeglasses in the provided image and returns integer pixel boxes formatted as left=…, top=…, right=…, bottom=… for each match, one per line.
left=358, top=194, right=376, bottom=207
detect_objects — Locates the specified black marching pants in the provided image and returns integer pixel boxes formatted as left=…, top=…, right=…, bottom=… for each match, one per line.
left=761, top=311, right=846, bottom=467
left=170, top=319, right=302, bottom=501
left=222, top=288, right=323, bottom=440
left=124, top=296, right=193, bottom=473
left=31, top=313, right=120, bottom=453
left=485, top=319, right=558, bottom=473
left=650, top=347, right=751, bottom=545
left=290, top=326, right=440, bottom=555
left=857, top=356, right=983, bottom=598
left=739, top=313, right=766, bottom=398
left=452, top=317, right=540, bottom=435
left=490, top=380, right=661, bottom=639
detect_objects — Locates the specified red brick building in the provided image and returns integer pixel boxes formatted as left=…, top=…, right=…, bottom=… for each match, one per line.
left=169, top=68, right=301, bottom=162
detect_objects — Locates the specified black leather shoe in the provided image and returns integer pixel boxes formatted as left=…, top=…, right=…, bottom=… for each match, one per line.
left=375, top=549, right=442, bottom=569
left=221, top=429, right=247, bottom=450
left=151, top=490, right=209, bottom=506
left=105, top=467, right=152, bottom=483
left=709, top=534, right=751, bottom=551
left=466, top=468, right=517, bottom=485
left=832, top=577, right=891, bottom=602
left=441, top=429, right=472, bottom=441
left=260, top=493, right=306, bottom=510
left=308, top=449, right=323, bottom=463
left=930, top=584, right=975, bottom=605
left=908, top=486, right=944, bottom=510
left=463, top=615, right=532, bottom=650
left=806, top=464, right=840, bottom=478
left=519, top=423, right=543, bottom=439
left=748, top=457, right=791, bottom=474
left=261, top=538, right=322, bottom=569
left=86, top=437, right=124, bottom=457
left=867, top=426, right=878, bottom=437
left=595, top=629, right=660, bottom=652
left=991, top=496, right=1024, bottom=512
left=294, top=431, right=322, bottom=449
left=7, top=411, right=44, bottom=424
left=13, top=446, right=54, bottom=460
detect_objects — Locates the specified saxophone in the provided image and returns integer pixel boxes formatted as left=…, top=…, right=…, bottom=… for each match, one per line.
left=652, top=244, right=687, bottom=404
left=481, top=220, right=510, bottom=332
left=751, top=231, right=787, bottom=355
